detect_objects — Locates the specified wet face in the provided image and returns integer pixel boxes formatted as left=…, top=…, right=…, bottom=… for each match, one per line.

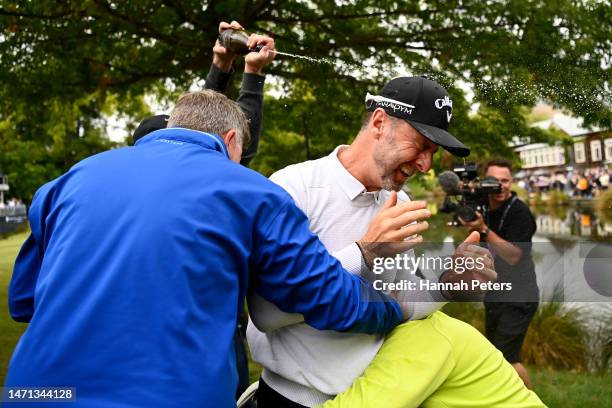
left=486, top=165, right=512, bottom=204
left=372, top=116, right=439, bottom=191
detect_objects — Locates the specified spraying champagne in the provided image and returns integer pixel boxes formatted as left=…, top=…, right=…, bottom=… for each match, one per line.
left=218, top=28, right=335, bottom=66
left=218, top=29, right=264, bottom=54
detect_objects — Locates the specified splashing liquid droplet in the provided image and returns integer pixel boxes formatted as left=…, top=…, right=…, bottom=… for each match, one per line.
left=270, top=50, right=334, bottom=65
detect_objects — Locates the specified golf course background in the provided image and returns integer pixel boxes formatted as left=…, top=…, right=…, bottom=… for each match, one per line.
left=1, top=231, right=611, bottom=407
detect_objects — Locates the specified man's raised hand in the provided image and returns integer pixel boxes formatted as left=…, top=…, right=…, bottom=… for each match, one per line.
left=440, top=231, right=497, bottom=301
left=357, top=191, right=431, bottom=268
left=244, top=34, right=276, bottom=74
left=212, top=20, right=244, bottom=72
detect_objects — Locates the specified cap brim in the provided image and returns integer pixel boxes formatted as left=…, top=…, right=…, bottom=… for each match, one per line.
left=406, top=120, right=470, bottom=157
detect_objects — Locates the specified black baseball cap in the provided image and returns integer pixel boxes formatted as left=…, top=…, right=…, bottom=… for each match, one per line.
left=365, top=77, right=470, bottom=157
left=132, top=114, right=169, bottom=144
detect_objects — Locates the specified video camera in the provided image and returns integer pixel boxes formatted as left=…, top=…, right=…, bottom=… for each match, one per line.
left=438, top=163, right=501, bottom=226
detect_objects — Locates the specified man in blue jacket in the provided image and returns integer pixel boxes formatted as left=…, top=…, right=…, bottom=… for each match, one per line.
left=132, top=21, right=275, bottom=404
left=5, top=89, right=409, bottom=407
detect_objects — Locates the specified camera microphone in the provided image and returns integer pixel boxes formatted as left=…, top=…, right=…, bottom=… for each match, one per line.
left=438, top=171, right=462, bottom=195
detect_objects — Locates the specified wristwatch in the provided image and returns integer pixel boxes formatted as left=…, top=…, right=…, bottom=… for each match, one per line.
left=479, top=226, right=490, bottom=240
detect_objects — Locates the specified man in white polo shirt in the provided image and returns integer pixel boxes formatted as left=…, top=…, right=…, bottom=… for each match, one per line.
left=247, top=77, right=498, bottom=407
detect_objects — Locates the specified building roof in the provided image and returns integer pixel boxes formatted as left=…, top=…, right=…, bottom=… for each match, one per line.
left=531, top=112, right=601, bottom=137
left=514, top=143, right=557, bottom=152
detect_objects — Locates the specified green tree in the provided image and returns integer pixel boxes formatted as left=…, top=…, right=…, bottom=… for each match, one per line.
left=0, top=90, right=126, bottom=201
left=1, top=0, right=609, bottom=194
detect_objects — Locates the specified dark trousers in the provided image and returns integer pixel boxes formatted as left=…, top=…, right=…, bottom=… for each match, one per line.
left=256, top=378, right=309, bottom=408
left=485, top=302, right=538, bottom=364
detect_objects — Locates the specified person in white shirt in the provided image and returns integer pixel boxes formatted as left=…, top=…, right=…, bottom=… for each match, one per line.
left=599, top=171, right=610, bottom=189
left=248, top=77, right=498, bottom=407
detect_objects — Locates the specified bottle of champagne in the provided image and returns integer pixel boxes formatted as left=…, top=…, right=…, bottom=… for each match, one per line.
left=218, top=29, right=263, bottom=55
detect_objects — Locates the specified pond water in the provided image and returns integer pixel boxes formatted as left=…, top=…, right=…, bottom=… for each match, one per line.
left=423, top=200, right=612, bottom=315
left=530, top=204, right=612, bottom=316
left=532, top=204, right=612, bottom=242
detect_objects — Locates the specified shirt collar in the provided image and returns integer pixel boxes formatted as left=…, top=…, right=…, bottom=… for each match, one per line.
left=134, top=127, right=229, bottom=158
left=329, top=145, right=369, bottom=201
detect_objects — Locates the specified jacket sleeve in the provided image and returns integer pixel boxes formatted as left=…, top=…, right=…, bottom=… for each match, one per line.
left=204, top=63, right=233, bottom=94
left=237, top=73, right=265, bottom=166
left=204, top=63, right=265, bottom=166
left=8, top=184, right=52, bottom=323
left=250, top=198, right=403, bottom=334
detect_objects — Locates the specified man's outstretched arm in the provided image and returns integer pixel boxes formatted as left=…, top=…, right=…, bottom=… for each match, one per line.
left=8, top=182, right=54, bottom=323
left=248, top=170, right=437, bottom=332
left=251, top=197, right=406, bottom=334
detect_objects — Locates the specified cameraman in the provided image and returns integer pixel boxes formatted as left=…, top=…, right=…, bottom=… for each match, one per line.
left=459, top=158, right=539, bottom=389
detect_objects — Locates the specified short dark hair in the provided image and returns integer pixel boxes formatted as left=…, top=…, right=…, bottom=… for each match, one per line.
left=484, top=158, right=513, bottom=174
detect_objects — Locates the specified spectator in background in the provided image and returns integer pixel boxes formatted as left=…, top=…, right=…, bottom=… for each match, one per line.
left=601, top=170, right=610, bottom=191
left=578, top=175, right=590, bottom=198
left=528, top=175, right=536, bottom=196
left=552, top=173, right=566, bottom=191
left=566, top=170, right=576, bottom=197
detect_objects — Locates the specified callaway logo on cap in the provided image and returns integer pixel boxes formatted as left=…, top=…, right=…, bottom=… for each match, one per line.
left=365, top=76, right=470, bottom=157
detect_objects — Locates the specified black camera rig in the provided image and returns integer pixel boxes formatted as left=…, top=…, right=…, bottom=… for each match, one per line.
left=438, top=163, right=501, bottom=226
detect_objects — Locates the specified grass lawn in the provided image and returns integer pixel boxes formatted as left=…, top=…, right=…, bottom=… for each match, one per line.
left=530, top=367, right=612, bottom=407
left=1, top=231, right=611, bottom=407
left=0, top=231, right=28, bottom=385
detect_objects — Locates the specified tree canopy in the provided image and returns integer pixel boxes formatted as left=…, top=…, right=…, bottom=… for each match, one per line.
left=1, top=0, right=610, bottom=200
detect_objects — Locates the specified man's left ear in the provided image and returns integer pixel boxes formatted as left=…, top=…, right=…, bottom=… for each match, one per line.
left=371, top=108, right=386, bottom=139
left=221, top=129, right=237, bottom=148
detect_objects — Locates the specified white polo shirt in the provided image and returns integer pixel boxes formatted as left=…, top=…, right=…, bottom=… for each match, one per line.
left=247, top=146, right=446, bottom=406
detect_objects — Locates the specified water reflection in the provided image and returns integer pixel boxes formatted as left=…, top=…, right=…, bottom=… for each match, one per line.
left=423, top=202, right=612, bottom=304
left=425, top=201, right=612, bottom=244
left=533, top=206, right=612, bottom=241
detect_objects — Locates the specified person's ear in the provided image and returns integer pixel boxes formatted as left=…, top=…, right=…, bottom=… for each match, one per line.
left=221, top=129, right=237, bottom=148
left=370, top=108, right=387, bottom=140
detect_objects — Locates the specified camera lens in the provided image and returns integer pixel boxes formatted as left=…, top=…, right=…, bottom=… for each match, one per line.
left=456, top=206, right=476, bottom=222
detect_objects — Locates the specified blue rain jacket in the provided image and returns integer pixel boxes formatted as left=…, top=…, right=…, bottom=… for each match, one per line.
left=6, top=128, right=402, bottom=407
